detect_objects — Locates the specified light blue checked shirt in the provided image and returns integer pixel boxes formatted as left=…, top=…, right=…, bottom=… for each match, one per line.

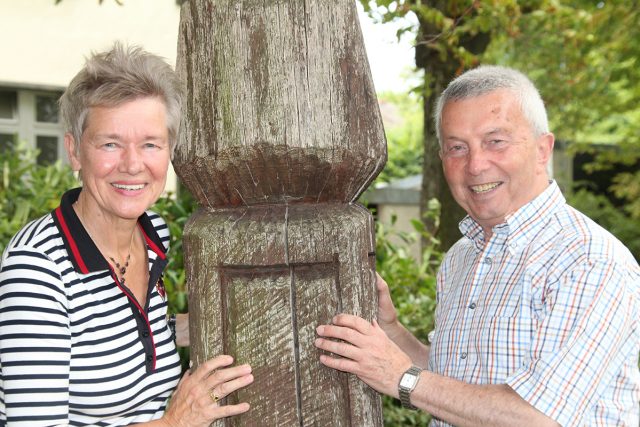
left=429, top=181, right=640, bottom=426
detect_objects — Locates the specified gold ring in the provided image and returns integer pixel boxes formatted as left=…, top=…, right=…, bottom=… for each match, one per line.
left=209, top=389, right=220, bottom=403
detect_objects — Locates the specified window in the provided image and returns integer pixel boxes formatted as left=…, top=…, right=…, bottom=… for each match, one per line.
left=1, top=87, right=64, bottom=165
left=0, top=90, right=17, bottom=119
left=0, top=132, right=17, bottom=151
left=37, top=135, right=59, bottom=165
left=36, top=94, right=59, bottom=123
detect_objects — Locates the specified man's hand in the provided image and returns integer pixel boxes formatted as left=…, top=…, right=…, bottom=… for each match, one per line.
left=314, top=313, right=412, bottom=397
left=375, top=273, right=398, bottom=334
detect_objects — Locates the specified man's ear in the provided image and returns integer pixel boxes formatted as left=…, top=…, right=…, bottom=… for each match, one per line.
left=537, top=132, right=555, bottom=168
left=64, top=133, right=81, bottom=172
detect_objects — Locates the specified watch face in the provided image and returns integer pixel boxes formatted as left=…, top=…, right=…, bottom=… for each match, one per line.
left=400, top=373, right=418, bottom=389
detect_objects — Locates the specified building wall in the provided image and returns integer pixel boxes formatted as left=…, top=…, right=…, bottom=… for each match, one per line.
left=0, top=0, right=180, bottom=89
left=0, top=0, right=181, bottom=192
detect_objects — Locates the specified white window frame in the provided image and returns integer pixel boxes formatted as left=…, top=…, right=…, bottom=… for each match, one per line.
left=0, top=86, right=65, bottom=163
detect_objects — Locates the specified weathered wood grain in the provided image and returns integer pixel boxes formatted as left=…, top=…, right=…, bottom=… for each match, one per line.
left=174, top=0, right=386, bottom=206
left=175, top=0, right=386, bottom=425
left=185, top=205, right=382, bottom=426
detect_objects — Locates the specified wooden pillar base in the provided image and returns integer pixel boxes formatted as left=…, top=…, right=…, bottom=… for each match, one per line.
left=185, top=203, right=383, bottom=426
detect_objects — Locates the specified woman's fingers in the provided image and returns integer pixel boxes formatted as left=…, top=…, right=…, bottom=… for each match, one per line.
left=213, top=402, right=251, bottom=418
left=206, top=364, right=254, bottom=401
left=190, top=355, right=235, bottom=382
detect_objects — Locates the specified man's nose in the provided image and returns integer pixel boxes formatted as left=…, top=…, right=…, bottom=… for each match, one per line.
left=466, top=147, right=490, bottom=175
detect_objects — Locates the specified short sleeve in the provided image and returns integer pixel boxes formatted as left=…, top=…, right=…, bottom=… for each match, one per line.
left=506, top=259, right=638, bottom=426
left=0, top=246, right=71, bottom=426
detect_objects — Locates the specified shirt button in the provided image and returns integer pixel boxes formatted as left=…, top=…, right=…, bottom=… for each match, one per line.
left=460, top=352, right=467, bottom=360
left=484, top=257, right=492, bottom=265
left=147, top=355, right=153, bottom=362
left=468, top=302, right=476, bottom=309
left=142, top=331, right=150, bottom=338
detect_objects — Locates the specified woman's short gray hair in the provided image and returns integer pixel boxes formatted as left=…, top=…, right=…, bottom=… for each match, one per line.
left=434, top=65, right=549, bottom=146
left=59, top=42, right=183, bottom=155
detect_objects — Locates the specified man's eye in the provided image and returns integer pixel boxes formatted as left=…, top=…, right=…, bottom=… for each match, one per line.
left=447, top=145, right=467, bottom=154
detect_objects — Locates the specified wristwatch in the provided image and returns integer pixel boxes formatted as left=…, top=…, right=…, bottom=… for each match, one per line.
left=398, top=365, right=423, bottom=410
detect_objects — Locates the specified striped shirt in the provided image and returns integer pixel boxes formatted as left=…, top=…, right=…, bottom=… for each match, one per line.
left=0, top=188, right=182, bottom=426
left=429, top=181, right=640, bottom=426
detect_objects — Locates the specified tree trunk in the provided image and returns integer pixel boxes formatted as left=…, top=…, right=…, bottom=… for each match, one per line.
left=415, top=2, right=491, bottom=252
left=173, top=0, right=386, bottom=425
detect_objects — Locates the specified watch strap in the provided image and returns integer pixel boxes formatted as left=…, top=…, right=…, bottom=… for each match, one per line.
left=399, top=365, right=423, bottom=410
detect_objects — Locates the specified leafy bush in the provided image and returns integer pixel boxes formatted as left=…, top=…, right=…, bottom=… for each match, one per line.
left=0, top=143, right=78, bottom=253
left=151, top=187, right=195, bottom=314
left=375, top=208, right=441, bottom=426
left=567, top=187, right=640, bottom=261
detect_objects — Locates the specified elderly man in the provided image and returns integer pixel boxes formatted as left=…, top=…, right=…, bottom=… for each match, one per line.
left=315, top=66, right=640, bottom=426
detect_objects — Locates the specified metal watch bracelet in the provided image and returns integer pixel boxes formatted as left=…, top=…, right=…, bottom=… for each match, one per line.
left=398, top=365, right=423, bottom=410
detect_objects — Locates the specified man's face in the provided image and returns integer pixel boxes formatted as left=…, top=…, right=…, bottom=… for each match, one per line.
left=439, top=89, right=554, bottom=236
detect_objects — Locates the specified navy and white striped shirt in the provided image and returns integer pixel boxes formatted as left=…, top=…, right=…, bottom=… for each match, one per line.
left=0, top=188, right=182, bottom=426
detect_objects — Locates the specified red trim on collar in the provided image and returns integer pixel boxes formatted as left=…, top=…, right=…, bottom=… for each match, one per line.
left=140, top=225, right=167, bottom=260
left=55, top=207, right=89, bottom=274
left=110, top=269, right=157, bottom=371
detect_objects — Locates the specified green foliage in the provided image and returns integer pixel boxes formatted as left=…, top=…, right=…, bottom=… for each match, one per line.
left=485, top=1, right=640, bottom=212
left=375, top=91, right=423, bottom=184
left=0, top=143, right=78, bottom=253
left=375, top=202, right=442, bottom=426
left=567, top=188, right=640, bottom=262
left=151, top=187, right=197, bottom=315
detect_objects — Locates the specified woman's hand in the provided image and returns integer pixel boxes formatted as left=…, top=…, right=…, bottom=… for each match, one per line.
left=175, top=313, right=189, bottom=347
left=161, top=355, right=253, bottom=427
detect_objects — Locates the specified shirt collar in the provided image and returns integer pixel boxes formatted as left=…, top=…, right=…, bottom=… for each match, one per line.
left=51, top=187, right=167, bottom=274
left=459, top=181, right=565, bottom=253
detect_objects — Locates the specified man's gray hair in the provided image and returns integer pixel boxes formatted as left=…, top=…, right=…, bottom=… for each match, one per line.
left=59, top=42, right=183, bottom=156
left=434, top=65, right=549, bottom=146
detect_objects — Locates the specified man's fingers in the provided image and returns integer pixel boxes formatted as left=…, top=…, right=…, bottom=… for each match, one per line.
left=375, top=272, right=389, bottom=292
left=314, top=336, right=360, bottom=361
left=318, top=353, right=359, bottom=374
left=330, top=314, right=374, bottom=334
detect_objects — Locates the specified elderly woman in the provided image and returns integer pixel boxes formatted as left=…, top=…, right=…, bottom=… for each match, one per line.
left=0, top=44, right=253, bottom=426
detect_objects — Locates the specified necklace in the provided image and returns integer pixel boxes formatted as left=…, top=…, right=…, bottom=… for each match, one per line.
left=109, top=230, right=136, bottom=285
left=73, top=198, right=136, bottom=285
left=110, top=253, right=132, bottom=284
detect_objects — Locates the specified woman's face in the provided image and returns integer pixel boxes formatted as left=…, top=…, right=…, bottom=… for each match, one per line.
left=65, top=97, right=171, bottom=222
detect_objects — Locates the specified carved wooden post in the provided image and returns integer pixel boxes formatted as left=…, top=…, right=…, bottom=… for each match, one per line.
left=174, top=1, right=386, bottom=425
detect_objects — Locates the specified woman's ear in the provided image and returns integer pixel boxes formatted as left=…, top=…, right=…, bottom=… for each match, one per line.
left=64, top=133, right=81, bottom=172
